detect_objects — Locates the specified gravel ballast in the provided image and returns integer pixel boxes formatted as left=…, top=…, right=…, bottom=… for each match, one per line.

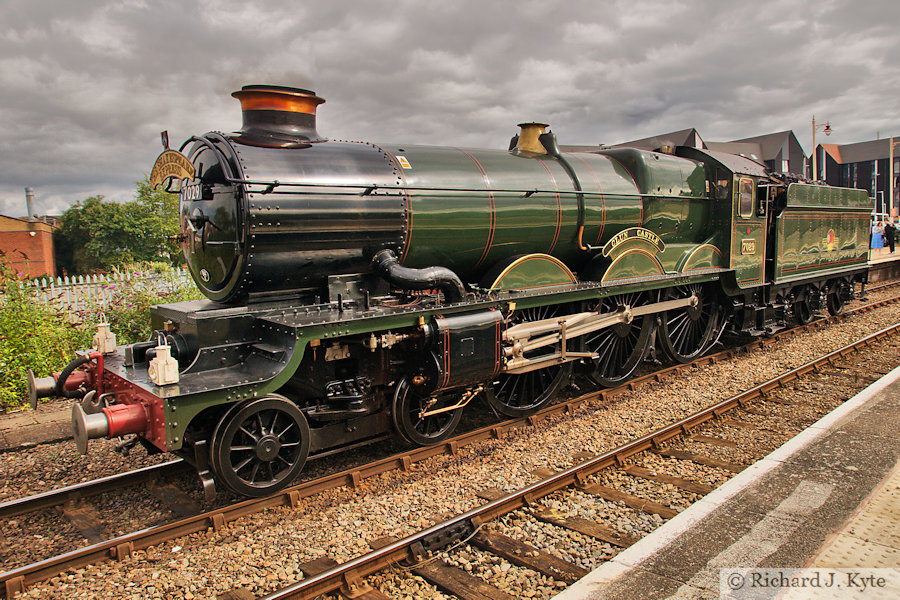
left=3, top=296, right=899, bottom=599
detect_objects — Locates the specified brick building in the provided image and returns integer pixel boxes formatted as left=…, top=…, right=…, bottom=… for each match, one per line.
left=726, top=131, right=808, bottom=176
left=0, top=215, right=57, bottom=278
left=816, top=139, right=898, bottom=218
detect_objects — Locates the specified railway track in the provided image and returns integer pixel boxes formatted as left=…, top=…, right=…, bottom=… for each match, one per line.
left=251, top=320, right=900, bottom=600
left=865, top=277, right=900, bottom=293
left=2, top=283, right=899, bottom=598
left=0, top=461, right=188, bottom=520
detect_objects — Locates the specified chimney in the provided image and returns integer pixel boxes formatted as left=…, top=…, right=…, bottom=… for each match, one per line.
left=512, top=122, right=550, bottom=155
left=24, top=187, right=35, bottom=220
left=231, top=85, right=326, bottom=148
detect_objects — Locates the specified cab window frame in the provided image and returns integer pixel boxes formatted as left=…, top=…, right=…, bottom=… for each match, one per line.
left=738, top=177, right=754, bottom=218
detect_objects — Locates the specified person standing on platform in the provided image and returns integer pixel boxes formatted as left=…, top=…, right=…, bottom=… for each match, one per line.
left=872, top=220, right=884, bottom=251
left=885, top=220, right=897, bottom=253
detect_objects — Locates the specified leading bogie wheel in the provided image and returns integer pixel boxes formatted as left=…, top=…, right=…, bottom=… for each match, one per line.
left=210, top=394, right=310, bottom=497
left=485, top=304, right=572, bottom=417
left=393, top=377, right=464, bottom=445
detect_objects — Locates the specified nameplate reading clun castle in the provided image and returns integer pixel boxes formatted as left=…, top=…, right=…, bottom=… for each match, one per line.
left=601, top=227, right=666, bottom=257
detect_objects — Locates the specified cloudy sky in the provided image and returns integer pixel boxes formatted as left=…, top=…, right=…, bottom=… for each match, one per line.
left=2, top=0, right=899, bottom=217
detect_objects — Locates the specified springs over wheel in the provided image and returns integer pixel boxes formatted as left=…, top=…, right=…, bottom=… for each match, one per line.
left=210, top=395, right=310, bottom=497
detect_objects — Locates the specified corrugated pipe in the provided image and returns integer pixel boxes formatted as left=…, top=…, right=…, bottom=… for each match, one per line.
left=372, top=249, right=466, bottom=303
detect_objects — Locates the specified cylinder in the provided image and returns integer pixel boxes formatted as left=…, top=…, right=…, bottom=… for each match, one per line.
left=29, top=369, right=92, bottom=408
left=28, top=370, right=56, bottom=408
left=103, top=403, right=150, bottom=438
left=72, top=403, right=108, bottom=454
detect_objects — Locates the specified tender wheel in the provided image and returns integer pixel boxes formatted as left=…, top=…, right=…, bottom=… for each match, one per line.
left=393, top=378, right=464, bottom=445
left=792, top=296, right=814, bottom=324
left=659, top=284, right=721, bottom=363
left=485, top=304, right=572, bottom=417
left=826, top=285, right=845, bottom=316
left=584, top=292, right=655, bottom=388
left=210, top=395, right=310, bottom=497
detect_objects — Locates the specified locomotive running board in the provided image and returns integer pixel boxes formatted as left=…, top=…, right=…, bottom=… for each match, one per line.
left=503, top=294, right=698, bottom=375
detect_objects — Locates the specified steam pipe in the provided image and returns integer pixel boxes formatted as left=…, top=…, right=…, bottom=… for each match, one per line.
left=55, top=355, right=92, bottom=398
left=372, top=249, right=466, bottom=303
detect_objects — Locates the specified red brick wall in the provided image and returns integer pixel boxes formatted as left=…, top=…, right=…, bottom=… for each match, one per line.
left=0, top=228, right=56, bottom=278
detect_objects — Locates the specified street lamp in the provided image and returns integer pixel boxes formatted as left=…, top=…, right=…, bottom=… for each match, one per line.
left=811, top=115, right=832, bottom=182
left=890, top=138, right=899, bottom=219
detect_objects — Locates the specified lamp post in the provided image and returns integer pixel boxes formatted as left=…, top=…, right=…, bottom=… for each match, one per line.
left=890, top=138, right=899, bottom=219
left=811, top=115, right=832, bottom=182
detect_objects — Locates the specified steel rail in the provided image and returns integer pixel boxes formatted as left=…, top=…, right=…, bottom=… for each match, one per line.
left=2, top=291, right=899, bottom=597
left=259, top=319, right=900, bottom=600
left=0, top=460, right=187, bottom=519
left=867, top=278, right=900, bottom=292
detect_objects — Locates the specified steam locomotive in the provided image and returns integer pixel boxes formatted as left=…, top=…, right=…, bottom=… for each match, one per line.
left=29, top=85, right=872, bottom=497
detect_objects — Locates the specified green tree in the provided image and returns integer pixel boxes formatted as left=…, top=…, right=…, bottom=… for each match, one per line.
left=134, top=176, right=182, bottom=266
left=54, top=178, right=180, bottom=274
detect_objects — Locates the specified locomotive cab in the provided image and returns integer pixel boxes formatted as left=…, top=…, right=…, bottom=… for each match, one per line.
left=677, top=147, right=870, bottom=333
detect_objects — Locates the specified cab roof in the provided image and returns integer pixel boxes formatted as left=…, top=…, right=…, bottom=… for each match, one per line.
left=676, top=147, right=770, bottom=178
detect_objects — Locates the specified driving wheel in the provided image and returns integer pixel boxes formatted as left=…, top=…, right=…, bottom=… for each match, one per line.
left=584, top=292, right=655, bottom=387
left=658, top=284, right=722, bottom=363
left=485, top=304, right=571, bottom=417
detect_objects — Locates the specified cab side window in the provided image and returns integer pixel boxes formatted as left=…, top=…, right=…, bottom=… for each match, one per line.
left=716, top=168, right=730, bottom=200
left=738, top=177, right=754, bottom=218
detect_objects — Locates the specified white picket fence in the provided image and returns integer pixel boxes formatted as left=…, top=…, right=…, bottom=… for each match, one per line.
left=18, top=268, right=195, bottom=314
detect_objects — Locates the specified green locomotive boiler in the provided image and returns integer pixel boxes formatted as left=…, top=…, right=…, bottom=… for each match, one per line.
left=30, top=85, right=872, bottom=497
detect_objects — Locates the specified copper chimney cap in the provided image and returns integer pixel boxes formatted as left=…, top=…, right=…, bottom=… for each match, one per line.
left=231, top=85, right=326, bottom=148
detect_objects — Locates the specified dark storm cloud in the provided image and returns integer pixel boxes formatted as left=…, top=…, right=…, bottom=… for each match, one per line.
left=2, top=0, right=899, bottom=216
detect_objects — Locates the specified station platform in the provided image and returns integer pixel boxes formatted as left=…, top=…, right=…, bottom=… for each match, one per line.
left=554, top=366, right=900, bottom=600
left=0, top=398, right=70, bottom=451
left=869, top=247, right=897, bottom=262
left=869, top=248, right=900, bottom=282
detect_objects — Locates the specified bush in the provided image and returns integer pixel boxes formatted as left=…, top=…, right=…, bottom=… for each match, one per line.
left=0, top=263, right=202, bottom=411
left=72, top=270, right=203, bottom=345
left=0, top=265, right=91, bottom=410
